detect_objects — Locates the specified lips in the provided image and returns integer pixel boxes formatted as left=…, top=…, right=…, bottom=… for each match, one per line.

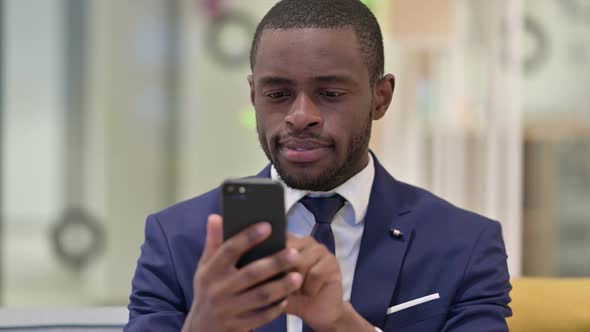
left=279, top=138, right=333, bottom=163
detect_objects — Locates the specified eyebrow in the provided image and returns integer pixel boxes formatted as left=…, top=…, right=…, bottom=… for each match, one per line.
left=258, top=76, right=296, bottom=87
left=313, top=75, right=357, bottom=86
left=257, top=75, right=357, bottom=87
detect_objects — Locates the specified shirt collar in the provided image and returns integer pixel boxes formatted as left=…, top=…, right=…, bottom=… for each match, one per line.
left=271, top=153, right=375, bottom=224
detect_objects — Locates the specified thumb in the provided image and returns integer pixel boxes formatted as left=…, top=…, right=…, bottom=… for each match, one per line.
left=201, top=214, right=223, bottom=264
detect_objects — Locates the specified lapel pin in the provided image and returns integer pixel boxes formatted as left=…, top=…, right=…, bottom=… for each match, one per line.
left=390, top=228, right=403, bottom=238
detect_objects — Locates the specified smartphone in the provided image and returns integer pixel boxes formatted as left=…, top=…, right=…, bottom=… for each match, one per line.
left=221, top=178, right=286, bottom=269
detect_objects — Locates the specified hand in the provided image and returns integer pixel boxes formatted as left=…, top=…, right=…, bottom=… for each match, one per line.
left=284, top=235, right=345, bottom=331
left=182, top=215, right=303, bottom=332
left=285, top=235, right=377, bottom=332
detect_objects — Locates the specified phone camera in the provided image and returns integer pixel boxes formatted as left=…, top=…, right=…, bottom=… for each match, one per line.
left=239, top=186, right=246, bottom=194
left=227, top=186, right=235, bottom=193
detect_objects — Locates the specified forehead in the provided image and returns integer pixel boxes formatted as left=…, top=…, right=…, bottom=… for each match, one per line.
left=252, top=28, right=369, bottom=83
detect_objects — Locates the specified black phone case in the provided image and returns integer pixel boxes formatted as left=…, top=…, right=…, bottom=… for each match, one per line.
left=221, top=178, right=286, bottom=268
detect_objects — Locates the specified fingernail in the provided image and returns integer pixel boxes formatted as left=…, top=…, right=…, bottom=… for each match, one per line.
left=280, top=299, right=288, bottom=309
left=290, top=272, right=303, bottom=288
left=257, top=222, right=271, bottom=236
left=286, top=248, right=299, bottom=262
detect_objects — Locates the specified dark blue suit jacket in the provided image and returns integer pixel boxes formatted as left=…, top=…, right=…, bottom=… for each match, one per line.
left=126, top=157, right=512, bottom=331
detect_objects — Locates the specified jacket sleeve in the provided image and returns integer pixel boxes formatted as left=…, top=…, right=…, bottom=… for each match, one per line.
left=441, top=221, right=513, bottom=332
left=125, top=214, right=188, bottom=331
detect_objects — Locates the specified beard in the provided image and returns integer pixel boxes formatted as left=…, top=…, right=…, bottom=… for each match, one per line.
left=257, top=110, right=373, bottom=192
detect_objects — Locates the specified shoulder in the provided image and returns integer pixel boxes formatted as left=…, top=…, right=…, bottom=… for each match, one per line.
left=394, top=180, right=502, bottom=245
left=147, top=187, right=222, bottom=242
left=390, top=181, right=509, bottom=284
left=372, top=156, right=498, bottom=235
left=143, top=165, right=271, bottom=245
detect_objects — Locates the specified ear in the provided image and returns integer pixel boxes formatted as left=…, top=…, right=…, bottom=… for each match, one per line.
left=372, top=74, right=395, bottom=120
left=248, top=75, right=255, bottom=106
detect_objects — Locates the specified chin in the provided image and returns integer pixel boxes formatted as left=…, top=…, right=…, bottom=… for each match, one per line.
left=274, top=161, right=343, bottom=191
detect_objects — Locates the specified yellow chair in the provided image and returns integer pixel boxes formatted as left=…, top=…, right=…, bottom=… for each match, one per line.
left=508, top=278, right=590, bottom=332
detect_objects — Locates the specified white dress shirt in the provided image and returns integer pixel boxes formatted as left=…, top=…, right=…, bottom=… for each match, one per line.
left=271, top=154, right=375, bottom=332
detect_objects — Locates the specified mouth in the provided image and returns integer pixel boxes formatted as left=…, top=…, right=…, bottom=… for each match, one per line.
left=278, top=138, right=333, bottom=163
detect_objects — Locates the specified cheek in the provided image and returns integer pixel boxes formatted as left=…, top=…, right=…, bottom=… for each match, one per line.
left=257, top=107, right=285, bottom=128
left=256, top=111, right=282, bottom=142
left=324, top=109, right=367, bottom=140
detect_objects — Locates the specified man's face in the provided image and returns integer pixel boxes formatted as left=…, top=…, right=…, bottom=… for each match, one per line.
left=250, top=28, right=391, bottom=191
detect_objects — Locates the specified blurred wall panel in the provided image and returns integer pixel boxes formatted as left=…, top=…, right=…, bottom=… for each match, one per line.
left=2, top=0, right=74, bottom=305
left=391, top=0, right=454, bottom=45
left=521, top=0, right=590, bottom=277
left=375, top=0, right=523, bottom=276
left=176, top=0, right=275, bottom=200
left=84, top=0, right=179, bottom=304
left=2, top=0, right=181, bottom=306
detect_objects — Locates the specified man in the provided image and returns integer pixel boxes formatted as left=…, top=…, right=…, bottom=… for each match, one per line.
left=126, top=0, right=512, bottom=331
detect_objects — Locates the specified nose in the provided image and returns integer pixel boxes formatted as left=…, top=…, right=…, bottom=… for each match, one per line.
left=285, top=93, right=322, bottom=132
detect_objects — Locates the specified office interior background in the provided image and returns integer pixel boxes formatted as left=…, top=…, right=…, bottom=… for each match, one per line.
left=1, top=0, right=589, bottom=307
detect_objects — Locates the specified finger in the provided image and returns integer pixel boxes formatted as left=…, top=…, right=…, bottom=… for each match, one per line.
left=302, top=255, right=340, bottom=296
left=209, top=222, right=272, bottom=272
left=235, top=298, right=288, bottom=330
left=201, top=214, right=224, bottom=264
left=231, top=272, right=302, bottom=314
left=225, top=248, right=300, bottom=293
left=291, top=241, right=323, bottom=278
left=287, top=235, right=316, bottom=253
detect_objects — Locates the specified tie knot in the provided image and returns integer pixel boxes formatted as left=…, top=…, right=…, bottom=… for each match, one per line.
left=300, top=194, right=346, bottom=224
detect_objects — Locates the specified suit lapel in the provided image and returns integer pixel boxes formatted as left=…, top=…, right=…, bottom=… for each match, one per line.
left=256, top=164, right=272, bottom=178
left=349, top=157, right=416, bottom=328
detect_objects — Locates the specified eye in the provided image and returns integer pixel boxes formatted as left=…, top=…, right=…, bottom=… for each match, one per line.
left=318, top=90, right=345, bottom=98
left=265, top=91, right=291, bottom=100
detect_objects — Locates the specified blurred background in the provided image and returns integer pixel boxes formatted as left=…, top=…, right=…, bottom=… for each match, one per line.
left=0, top=0, right=588, bottom=307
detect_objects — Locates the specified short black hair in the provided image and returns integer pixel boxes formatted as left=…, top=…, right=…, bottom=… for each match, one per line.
left=250, top=0, right=384, bottom=84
